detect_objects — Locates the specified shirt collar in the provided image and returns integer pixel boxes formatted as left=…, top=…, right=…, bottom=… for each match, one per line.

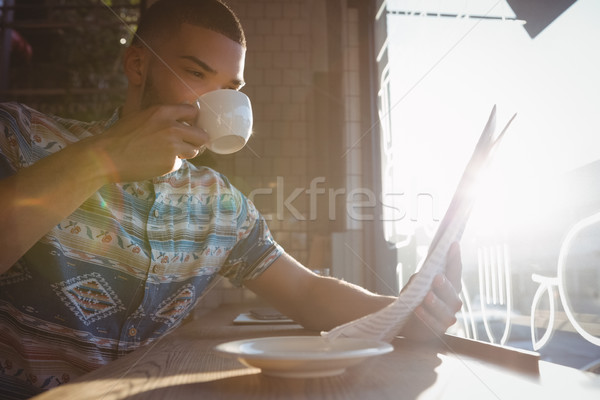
left=104, top=107, right=121, bottom=130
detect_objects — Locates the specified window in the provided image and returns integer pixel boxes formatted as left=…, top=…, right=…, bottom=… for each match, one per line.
left=382, top=0, right=600, bottom=371
left=0, top=0, right=141, bottom=120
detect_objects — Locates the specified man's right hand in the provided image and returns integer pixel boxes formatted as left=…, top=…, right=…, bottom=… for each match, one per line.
left=88, top=103, right=209, bottom=183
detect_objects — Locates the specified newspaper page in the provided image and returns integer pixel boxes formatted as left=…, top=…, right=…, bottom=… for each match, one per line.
left=322, top=106, right=516, bottom=342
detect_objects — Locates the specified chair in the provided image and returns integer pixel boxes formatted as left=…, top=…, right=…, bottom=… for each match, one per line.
left=531, top=211, right=600, bottom=351
left=477, top=243, right=513, bottom=345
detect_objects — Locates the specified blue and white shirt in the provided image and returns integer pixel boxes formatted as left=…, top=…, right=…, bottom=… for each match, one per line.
left=0, top=102, right=282, bottom=395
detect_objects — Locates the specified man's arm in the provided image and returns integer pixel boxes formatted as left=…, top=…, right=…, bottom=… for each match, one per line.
left=0, top=104, right=207, bottom=271
left=245, top=252, right=395, bottom=331
left=245, top=243, right=463, bottom=340
left=0, top=138, right=111, bottom=271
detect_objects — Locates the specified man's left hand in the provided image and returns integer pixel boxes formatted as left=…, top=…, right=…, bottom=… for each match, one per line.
left=400, top=242, right=463, bottom=341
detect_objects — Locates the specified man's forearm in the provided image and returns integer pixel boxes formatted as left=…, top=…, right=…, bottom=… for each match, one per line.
left=245, top=252, right=395, bottom=332
left=0, top=139, right=109, bottom=272
left=297, top=275, right=394, bottom=331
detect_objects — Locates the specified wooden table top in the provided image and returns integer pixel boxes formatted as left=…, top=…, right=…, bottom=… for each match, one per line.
left=32, top=303, right=600, bottom=400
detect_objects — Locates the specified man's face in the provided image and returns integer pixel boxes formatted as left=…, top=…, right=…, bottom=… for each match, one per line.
left=140, top=23, right=246, bottom=109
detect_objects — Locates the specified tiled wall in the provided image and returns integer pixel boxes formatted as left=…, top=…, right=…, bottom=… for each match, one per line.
left=194, top=0, right=374, bottom=312
left=227, top=0, right=314, bottom=267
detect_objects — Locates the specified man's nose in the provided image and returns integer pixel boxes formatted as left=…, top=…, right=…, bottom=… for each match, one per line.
left=187, top=84, right=225, bottom=101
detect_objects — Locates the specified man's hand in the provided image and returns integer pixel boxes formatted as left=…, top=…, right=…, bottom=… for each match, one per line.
left=400, top=242, right=463, bottom=341
left=89, top=104, right=209, bottom=183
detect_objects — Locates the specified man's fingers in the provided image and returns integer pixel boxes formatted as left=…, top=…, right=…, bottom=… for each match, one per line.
left=432, top=274, right=463, bottom=313
left=405, top=305, right=451, bottom=341
left=166, top=113, right=209, bottom=160
left=179, top=126, right=209, bottom=149
left=177, top=148, right=200, bottom=160
left=423, top=289, right=460, bottom=328
left=400, top=244, right=463, bottom=342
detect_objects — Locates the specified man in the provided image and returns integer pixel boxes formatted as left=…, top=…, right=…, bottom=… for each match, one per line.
left=0, top=0, right=462, bottom=397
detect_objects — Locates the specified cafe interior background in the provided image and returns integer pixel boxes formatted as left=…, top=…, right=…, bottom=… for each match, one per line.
left=1, top=0, right=599, bottom=374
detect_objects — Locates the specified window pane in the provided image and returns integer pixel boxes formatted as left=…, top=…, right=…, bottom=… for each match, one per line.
left=385, top=0, right=600, bottom=370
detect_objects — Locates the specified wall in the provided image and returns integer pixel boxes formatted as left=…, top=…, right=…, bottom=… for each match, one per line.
left=197, top=0, right=383, bottom=311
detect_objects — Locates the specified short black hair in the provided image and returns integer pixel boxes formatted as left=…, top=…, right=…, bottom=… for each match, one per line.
left=132, top=0, right=246, bottom=48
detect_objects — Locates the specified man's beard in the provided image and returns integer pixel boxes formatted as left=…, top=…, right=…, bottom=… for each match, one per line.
left=140, top=73, right=161, bottom=110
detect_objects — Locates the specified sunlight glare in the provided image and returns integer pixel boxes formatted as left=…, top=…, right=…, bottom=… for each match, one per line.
left=385, top=0, right=600, bottom=240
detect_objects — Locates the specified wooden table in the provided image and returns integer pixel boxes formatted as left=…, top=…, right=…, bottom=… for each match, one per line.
left=32, top=304, right=600, bottom=400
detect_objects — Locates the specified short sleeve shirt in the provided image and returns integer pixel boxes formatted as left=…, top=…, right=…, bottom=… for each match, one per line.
left=0, top=102, right=283, bottom=394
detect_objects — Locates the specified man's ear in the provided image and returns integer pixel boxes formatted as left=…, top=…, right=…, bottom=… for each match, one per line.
left=123, top=45, right=148, bottom=87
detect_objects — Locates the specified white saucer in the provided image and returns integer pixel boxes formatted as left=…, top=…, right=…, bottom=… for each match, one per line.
left=215, top=336, right=393, bottom=378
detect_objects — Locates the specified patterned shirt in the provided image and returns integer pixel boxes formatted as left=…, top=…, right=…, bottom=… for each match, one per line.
left=0, top=102, right=282, bottom=396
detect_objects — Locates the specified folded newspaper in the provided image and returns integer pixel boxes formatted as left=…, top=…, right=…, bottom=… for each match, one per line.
left=322, top=105, right=517, bottom=343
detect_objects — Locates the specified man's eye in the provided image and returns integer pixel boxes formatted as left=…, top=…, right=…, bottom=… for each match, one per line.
left=188, top=70, right=204, bottom=78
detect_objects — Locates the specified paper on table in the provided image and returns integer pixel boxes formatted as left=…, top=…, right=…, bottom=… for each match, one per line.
left=233, top=312, right=295, bottom=325
left=322, top=106, right=517, bottom=343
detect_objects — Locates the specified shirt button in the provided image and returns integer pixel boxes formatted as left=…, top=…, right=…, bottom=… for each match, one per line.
left=153, top=209, right=159, bottom=218
left=128, top=327, right=137, bottom=337
left=152, top=264, right=164, bottom=274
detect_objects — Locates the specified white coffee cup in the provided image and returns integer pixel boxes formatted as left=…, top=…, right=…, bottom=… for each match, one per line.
left=195, top=89, right=253, bottom=154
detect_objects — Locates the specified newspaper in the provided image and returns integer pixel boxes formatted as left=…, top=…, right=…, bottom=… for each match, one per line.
left=322, top=106, right=517, bottom=342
